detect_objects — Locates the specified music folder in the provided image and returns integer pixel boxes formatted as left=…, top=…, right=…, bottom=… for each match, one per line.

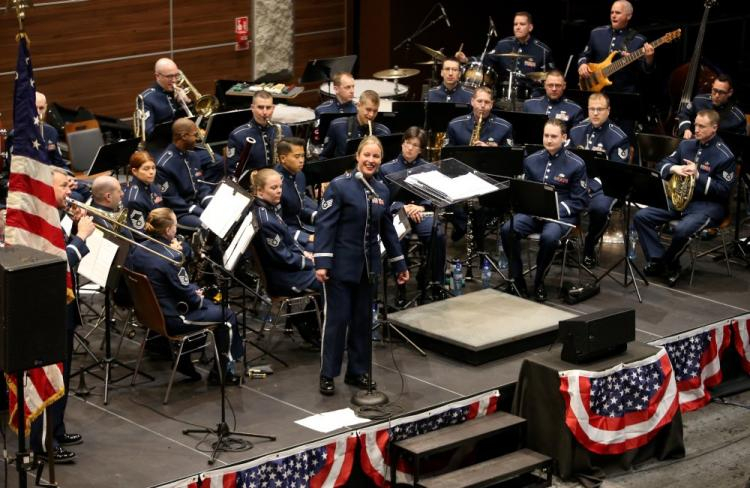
left=440, top=145, right=524, bottom=179
left=316, top=113, right=350, bottom=141
left=596, top=159, right=669, bottom=210
left=300, top=55, right=357, bottom=84
left=200, top=179, right=254, bottom=239
left=204, top=108, right=252, bottom=145
left=86, top=138, right=141, bottom=176
left=78, top=230, right=130, bottom=289
left=509, top=179, right=561, bottom=221
left=303, top=154, right=356, bottom=186
left=491, top=110, right=548, bottom=146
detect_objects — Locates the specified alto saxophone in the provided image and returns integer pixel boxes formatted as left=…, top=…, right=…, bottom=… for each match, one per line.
left=469, top=113, right=483, bottom=145
left=367, top=119, right=373, bottom=136
left=267, top=116, right=284, bottom=165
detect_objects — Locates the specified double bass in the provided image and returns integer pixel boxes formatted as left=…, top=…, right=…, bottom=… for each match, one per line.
left=667, top=0, right=718, bottom=135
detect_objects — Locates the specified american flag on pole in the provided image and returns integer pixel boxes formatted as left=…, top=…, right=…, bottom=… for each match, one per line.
left=652, top=319, right=732, bottom=412
left=731, top=314, right=750, bottom=375
left=3, top=37, right=67, bottom=431
left=358, top=390, right=499, bottom=486
left=559, top=348, right=679, bottom=455
left=162, top=432, right=357, bottom=488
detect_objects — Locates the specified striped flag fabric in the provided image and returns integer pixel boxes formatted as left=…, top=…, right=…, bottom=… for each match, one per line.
left=358, top=390, right=499, bottom=486
left=3, top=37, right=66, bottom=430
left=653, top=319, right=732, bottom=412
left=731, top=314, right=750, bottom=375
left=559, top=348, right=680, bottom=455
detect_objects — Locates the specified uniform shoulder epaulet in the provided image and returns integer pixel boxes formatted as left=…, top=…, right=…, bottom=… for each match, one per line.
left=256, top=206, right=270, bottom=222
left=695, top=93, right=711, bottom=102
left=316, top=100, right=334, bottom=109
left=571, top=121, right=588, bottom=132
left=449, top=114, right=471, bottom=126
left=716, top=141, right=734, bottom=160
left=230, top=122, right=252, bottom=137
left=729, top=105, right=745, bottom=121
left=489, top=117, right=511, bottom=129
left=608, top=123, right=628, bottom=140
left=592, top=25, right=610, bottom=34
left=141, top=87, right=157, bottom=99
left=428, top=86, right=440, bottom=93
left=156, top=150, right=173, bottom=166
left=125, top=184, right=139, bottom=200
left=563, top=98, right=582, bottom=109
left=567, top=150, right=586, bottom=167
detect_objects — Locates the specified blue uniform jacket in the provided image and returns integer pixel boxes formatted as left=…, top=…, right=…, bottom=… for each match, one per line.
left=123, top=178, right=164, bottom=231
left=487, top=36, right=554, bottom=76
left=314, top=99, right=357, bottom=119
left=141, top=83, right=188, bottom=136
left=524, top=148, right=590, bottom=223
left=313, top=172, right=407, bottom=283
left=446, top=113, right=513, bottom=147
left=379, top=155, right=433, bottom=213
left=129, top=236, right=200, bottom=317
left=426, top=84, right=474, bottom=104
left=523, top=96, right=584, bottom=130
left=676, top=94, right=746, bottom=138
left=156, top=143, right=213, bottom=218
left=251, top=198, right=316, bottom=295
left=320, top=116, right=391, bottom=158
left=224, top=119, right=292, bottom=174
left=569, top=120, right=630, bottom=193
left=657, top=136, right=736, bottom=208
left=577, top=26, right=651, bottom=92
left=8, top=122, right=65, bottom=167
left=276, top=164, right=317, bottom=245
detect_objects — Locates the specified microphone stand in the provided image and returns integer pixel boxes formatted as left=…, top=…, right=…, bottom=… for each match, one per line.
left=352, top=187, right=389, bottom=407
left=393, top=4, right=447, bottom=52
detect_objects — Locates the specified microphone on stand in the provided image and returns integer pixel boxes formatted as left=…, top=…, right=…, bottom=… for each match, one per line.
left=439, top=4, right=451, bottom=28
left=489, top=16, right=497, bottom=37
left=355, top=171, right=380, bottom=199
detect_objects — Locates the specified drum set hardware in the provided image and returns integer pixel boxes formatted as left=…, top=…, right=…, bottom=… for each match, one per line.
left=414, top=43, right=447, bottom=62
left=373, top=67, right=421, bottom=80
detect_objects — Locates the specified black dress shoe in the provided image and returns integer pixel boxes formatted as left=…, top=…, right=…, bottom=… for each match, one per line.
left=176, top=358, right=202, bottom=382
left=319, top=376, right=335, bottom=396
left=643, top=261, right=665, bottom=277
left=56, top=433, right=82, bottom=446
left=208, top=370, right=241, bottom=386
left=504, top=280, right=528, bottom=298
left=534, top=283, right=548, bottom=303
left=37, top=446, right=76, bottom=464
left=344, top=373, right=376, bottom=390
left=665, top=263, right=682, bottom=288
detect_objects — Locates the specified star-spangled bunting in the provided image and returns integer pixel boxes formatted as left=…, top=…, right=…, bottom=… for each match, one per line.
left=559, top=348, right=679, bottom=455
left=358, top=390, right=499, bottom=486
left=3, top=37, right=67, bottom=432
left=652, top=319, right=732, bottom=412
left=731, top=314, right=750, bottom=375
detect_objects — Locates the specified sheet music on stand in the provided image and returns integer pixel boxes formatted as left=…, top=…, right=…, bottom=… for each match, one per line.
left=386, top=158, right=503, bottom=206
left=78, top=229, right=129, bottom=288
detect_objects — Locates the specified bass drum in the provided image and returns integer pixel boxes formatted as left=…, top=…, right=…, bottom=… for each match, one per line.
left=320, top=78, right=408, bottom=101
left=462, top=61, right=497, bottom=90
left=270, top=104, right=316, bottom=141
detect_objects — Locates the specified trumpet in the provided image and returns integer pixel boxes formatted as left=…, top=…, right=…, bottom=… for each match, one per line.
left=65, top=198, right=185, bottom=266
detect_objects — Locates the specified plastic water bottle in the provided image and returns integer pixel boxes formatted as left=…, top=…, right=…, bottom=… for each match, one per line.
left=452, top=259, right=464, bottom=296
left=481, top=257, right=492, bottom=289
left=628, top=226, right=638, bottom=261
left=497, top=238, right=508, bottom=270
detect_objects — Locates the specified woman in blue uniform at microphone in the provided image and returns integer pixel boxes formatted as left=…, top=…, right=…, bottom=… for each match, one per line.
left=314, top=136, right=409, bottom=396
left=128, top=208, right=243, bottom=384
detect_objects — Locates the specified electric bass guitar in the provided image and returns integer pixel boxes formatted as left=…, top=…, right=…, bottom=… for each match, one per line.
left=579, top=29, right=681, bottom=92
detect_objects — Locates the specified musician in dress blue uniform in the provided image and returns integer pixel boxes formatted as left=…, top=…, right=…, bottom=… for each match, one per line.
left=124, top=151, right=164, bottom=233
left=7, top=92, right=66, bottom=167
left=139, top=58, right=189, bottom=139
left=155, top=118, right=213, bottom=230
left=314, top=136, right=409, bottom=395
left=634, top=109, right=736, bottom=287
left=500, top=119, right=589, bottom=302
left=577, top=1, right=654, bottom=94
left=445, top=87, right=513, bottom=147
left=275, top=137, right=317, bottom=250
left=223, top=90, right=293, bottom=177
left=380, top=127, right=446, bottom=303
left=320, top=90, right=391, bottom=159
left=568, top=93, right=630, bottom=266
left=677, top=75, right=746, bottom=139
left=129, top=208, right=243, bottom=384
left=314, top=72, right=357, bottom=119
left=523, top=71, right=584, bottom=131
left=456, top=12, right=554, bottom=98
left=426, top=58, right=473, bottom=104
left=30, top=167, right=95, bottom=462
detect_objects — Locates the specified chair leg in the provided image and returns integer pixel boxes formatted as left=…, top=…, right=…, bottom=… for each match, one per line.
left=688, top=239, right=697, bottom=286
left=207, top=330, right=221, bottom=382
left=164, top=340, right=186, bottom=405
left=720, top=230, right=732, bottom=277
left=131, top=333, right=148, bottom=386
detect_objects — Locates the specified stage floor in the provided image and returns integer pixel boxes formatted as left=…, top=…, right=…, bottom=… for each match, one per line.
left=2, top=234, right=750, bottom=487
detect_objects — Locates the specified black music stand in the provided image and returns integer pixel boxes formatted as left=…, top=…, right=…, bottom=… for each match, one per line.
left=316, top=112, right=350, bottom=142
left=204, top=108, right=252, bottom=145
left=303, top=154, right=356, bottom=187
left=491, top=110, right=548, bottom=146
left=593, top=160, right=669, bottom=302
left=506, top=178, right=566, bottom=296
left=86, top=138, right=140, bottom=176
left=718, top=130, right=750, bottom=265
left=345, top=133, right=404, bottom=161
left=565, top=89, right=643, bottom=125
left=300, top=55, right=358, bottom=95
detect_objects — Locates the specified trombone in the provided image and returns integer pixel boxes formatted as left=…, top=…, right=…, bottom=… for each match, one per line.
left=65, top=198, right=185, bottom=266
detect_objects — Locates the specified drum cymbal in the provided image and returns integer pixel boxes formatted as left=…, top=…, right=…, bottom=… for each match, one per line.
left=525, top=71, right=548, bottom=82
left=415, top=60, right=441, bottom=65
left=487, top=52, right=534, bottom=59
left=373, top=67, right=420, bottom=80
left=414, top=43, right=446, bottom=61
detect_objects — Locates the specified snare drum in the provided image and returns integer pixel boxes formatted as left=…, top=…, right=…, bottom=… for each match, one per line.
left=270, top=104, right=316, bottom=140
left=319, top=78, right=408, bottom=101
left=462, top=62, right=497, bottom=90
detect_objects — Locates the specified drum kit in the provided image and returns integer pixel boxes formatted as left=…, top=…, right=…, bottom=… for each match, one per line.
left=371, top=65, right=419, bottom=99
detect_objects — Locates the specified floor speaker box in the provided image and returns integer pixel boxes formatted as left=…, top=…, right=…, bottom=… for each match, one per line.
left=558, top=308, right=635, bottom=364
left=0, top=245, right=67, bottom=372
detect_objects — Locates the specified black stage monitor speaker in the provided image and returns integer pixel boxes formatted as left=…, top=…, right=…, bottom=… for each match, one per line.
left=558, top=308, right=635, bottom=364
left=0, top=245, right=67, bottom=372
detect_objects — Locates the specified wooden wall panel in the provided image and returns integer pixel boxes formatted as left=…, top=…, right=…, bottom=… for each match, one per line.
left=173, top=0, right=251, bottom=49
left=294, top=0, right=347, bottom=33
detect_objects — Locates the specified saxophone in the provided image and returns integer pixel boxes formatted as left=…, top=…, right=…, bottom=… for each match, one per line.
left=469, top=113, right=483, bottom=145
left=268, top=116, right=283, bottom=165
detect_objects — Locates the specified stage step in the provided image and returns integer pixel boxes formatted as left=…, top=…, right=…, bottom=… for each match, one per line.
left=390, top=412, right=528, bottom=486
left=416, top=448, right=552, bottom=488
